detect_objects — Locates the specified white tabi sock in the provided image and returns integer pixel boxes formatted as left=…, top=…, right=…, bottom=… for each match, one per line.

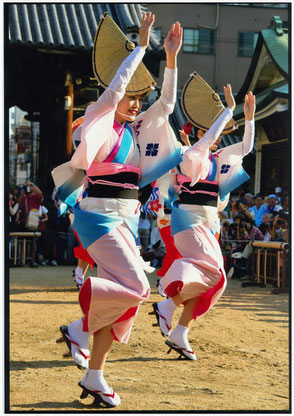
left=81, top=369, right=111, bottom=394
left=81, top=369, right=121, bottom=406
left=157, top=298, right=177, bottom=326
left=68, top=318, right=89, bottom=350
left=169, top=324, right=197, bottom=360
left=169, top=324, right=189, bottom=348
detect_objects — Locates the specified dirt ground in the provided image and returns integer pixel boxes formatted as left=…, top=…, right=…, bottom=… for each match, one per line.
left=8, top=264, right=289, bottom=413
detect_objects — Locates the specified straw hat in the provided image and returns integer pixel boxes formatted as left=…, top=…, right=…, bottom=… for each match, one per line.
left=92, top=12, right=157, bottom=95
left=181, top=72, right=238, bottom=134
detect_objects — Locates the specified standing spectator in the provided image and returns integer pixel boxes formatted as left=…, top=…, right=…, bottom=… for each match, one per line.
left=9, top=190, right=20, bottom=232
left=9, top=190, right=20, bottom=265
left=19, top=182, right=43, bottom=267
left=265, top=194, right=282, bottom=215
left=248, top=194, right=267, bottom=227
left=275, top=186, right=283, bottom=203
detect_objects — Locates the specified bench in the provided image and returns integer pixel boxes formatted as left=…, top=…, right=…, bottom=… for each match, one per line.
left=9, top=232, right=42, bottom=266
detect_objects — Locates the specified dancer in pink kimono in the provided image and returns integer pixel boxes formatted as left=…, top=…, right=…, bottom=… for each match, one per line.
left=58, top=13, right=183, bottom=407
left=153, top=86, right=256, bottom=360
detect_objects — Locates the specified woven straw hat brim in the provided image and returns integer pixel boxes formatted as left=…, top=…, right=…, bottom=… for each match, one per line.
left=92, top=12, right=157, bottom=95
left=181, top=72, right=238, bottom=134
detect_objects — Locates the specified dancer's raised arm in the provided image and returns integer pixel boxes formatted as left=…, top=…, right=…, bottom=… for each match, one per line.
left=180, top=84, right=235, bottom=182
left=71, top=12, right=155, bottom=169
left=241, top=91, right=255, bottom=156
left=160, top=22, right=183, bottom=114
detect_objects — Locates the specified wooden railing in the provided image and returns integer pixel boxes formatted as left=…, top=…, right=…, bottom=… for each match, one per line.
left=249, top=241, right=289, bottom=288
left=9, top=232, right=42, bottom=266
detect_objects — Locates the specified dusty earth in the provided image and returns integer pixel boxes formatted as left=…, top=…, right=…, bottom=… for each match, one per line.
left=8, top=264, right=289, bottom=413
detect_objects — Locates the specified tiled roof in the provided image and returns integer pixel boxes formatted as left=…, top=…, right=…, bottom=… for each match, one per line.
left=261, top=28, right=288, bottom=79
left=8, top=3, right=161, bottom=50
left=236, top=18, right=288, bottom=102
left=234, top=80, right=288, bottom=125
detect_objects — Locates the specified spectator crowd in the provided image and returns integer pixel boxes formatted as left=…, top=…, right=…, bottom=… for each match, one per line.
left=220, top=186, right=289, bottom=281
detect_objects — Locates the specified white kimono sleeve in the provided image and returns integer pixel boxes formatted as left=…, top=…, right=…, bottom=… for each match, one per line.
left=242, top=119, right=255, bottom=156
left=159, top=68, right=178, bottom=115
left=180, top=107, right=233, bottom=185
left=71, top=46, right=145, bottom=170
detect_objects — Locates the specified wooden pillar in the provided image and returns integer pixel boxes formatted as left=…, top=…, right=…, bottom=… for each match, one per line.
left=65, top=75, right=74, bottom=158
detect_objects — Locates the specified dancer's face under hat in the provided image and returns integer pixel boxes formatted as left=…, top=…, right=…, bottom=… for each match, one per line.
left=115, top=93, right=145, bottom=124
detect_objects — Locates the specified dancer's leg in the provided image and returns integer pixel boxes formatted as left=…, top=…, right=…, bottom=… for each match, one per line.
left=89, top=325, right=113, bottom=370
left=168, top=296, right=197, bottom=360
left=80, top=325, right=120, bottom=407
left=178, top=298, right=197, bottom=329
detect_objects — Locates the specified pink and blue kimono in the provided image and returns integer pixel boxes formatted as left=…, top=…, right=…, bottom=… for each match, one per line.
left=53, top=46, right=182, bottom=343
left=159, top=108, right=255, bottom=319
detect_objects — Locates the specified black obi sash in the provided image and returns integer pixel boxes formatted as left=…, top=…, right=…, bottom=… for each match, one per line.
left=87, top=172, right=139, bottom=199
left=178, top=180, right=219, bottom=207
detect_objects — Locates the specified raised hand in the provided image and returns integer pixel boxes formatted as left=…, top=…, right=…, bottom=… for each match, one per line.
left=139, top=11, right=155, bottom=50
left=164, top=22, right=183, bottom=56
left=244, top=91, right=256, bottom=121
left=179, top=129, right=191, bottom=147
left=223, top=84, right=236, bottom=112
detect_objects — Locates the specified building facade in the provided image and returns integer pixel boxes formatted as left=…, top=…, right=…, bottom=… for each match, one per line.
left=147, top=3, right=288, bottom=91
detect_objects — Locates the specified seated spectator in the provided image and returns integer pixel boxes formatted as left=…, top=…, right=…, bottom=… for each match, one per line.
left=240, top=217, right=264, bottom=242
left=227, top=214, right=247, bottom=254
left=258, top=222, right=272, bottom=242
left=244, top=192, right=254, bottom=208
left=265, top=194, right=283, bottom=215
left=271, top=211, right=289, bottom=243
left=248, top=194, right=267, bottom=227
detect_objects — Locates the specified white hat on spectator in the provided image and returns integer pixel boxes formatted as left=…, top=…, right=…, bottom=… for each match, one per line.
left=275, top=187, right=282, bottom=194
left=268, top=193, right=278, bottom=200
